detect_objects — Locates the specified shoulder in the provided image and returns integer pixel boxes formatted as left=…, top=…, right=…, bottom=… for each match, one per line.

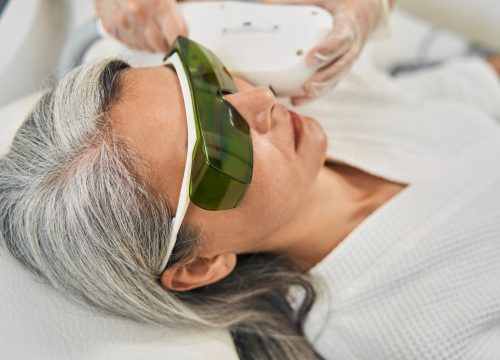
left=306, top=133, right=500, bottom=359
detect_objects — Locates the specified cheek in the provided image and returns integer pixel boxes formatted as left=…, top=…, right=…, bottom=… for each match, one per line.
left=187, top=121, right=324, bottom=249
left=239, top=141, right=305, bottom=235
left=184, top=142, right=300, bottom=242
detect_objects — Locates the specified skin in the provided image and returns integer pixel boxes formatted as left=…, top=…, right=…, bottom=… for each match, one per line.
left=486, top=55, right=500, bottom=75
left=110, top=66, right=406, bottom=292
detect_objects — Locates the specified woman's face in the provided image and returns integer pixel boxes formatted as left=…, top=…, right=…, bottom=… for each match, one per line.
left=110, top=66, right=327, bottom=259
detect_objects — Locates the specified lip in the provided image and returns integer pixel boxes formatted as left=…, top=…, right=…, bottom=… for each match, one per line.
left=288, top=110, right=304, bottom=151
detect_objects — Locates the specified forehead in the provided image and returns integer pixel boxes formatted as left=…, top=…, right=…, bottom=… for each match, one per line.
left=106, top=66, right=254, bottom=207
left=108, top=66, right=187, bottom=204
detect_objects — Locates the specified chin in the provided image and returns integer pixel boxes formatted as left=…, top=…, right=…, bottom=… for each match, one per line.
left=306, top=115, right=328, bottom=154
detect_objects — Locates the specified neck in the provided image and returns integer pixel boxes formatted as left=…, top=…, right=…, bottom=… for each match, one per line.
left=264, top=162, right=377, bottom=271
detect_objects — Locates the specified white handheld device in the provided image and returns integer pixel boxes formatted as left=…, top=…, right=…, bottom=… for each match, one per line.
left=95, top=1, right=333, bottom=96
left=180, top=1, right=333, bottom=96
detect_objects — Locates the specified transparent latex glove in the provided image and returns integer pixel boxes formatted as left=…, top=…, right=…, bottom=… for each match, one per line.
left=486, top=55, right=500, bottom=77
left=262, top=0, right=388, bottom=105
left=94, top=0, right=187, bottom=53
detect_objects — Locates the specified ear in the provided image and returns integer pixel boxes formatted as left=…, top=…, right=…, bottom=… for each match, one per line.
left=160, top=253, right=237, bottom=292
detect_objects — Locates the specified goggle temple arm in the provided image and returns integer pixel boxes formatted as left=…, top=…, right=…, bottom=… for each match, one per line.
left=158, top=51, right=197, bottom=275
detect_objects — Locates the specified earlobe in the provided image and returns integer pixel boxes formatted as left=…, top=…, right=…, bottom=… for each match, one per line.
left=160, top=253, right=237, bottom=292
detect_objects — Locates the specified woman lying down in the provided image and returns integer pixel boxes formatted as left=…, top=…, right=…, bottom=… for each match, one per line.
left=1, top=36, right=500, bottom=360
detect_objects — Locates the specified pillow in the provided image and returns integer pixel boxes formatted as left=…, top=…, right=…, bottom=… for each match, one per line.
left=0, top=93, right=239, bottom=359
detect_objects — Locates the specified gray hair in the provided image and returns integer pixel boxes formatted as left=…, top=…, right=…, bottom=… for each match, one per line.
left=0, top=59, right=321, bottom=359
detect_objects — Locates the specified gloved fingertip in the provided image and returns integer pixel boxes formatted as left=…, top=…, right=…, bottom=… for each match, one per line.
left=306, top=54, right=323, bottom=67
left=308, top=51, right=337, bottom=67
left=291, top=97, right=313, bottom=107
left=304, top=82, right=323, bottom=98
left=164, top=32, right=178, bottom=47
left=155, top=43, right=170, bottom=54
left=314, top=52, right=333, bottom=62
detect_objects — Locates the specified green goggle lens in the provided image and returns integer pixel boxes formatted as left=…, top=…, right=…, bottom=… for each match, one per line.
left=166, top=36, right=253, bottom=211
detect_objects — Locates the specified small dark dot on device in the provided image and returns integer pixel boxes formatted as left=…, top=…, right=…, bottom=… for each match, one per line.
left=243, top=21, right=252, bottom=26
left=296, top=49, right=303, bottom=56
left=311, top=11, right=317, bottom=15
left=273, top=25, right=278, bottom=30
left=222, top=28, right=227, bottom=33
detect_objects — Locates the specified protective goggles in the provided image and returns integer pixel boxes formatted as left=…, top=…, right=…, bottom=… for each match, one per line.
left=159, top=36, right=253, bottom=273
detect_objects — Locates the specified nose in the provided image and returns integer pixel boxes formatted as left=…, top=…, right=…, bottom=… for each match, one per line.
left=223, top=87, right=276, bottom=134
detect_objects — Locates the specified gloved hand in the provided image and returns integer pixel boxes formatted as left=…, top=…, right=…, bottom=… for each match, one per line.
left=486, top=55, right=500, bottom=77
left=262, top=0, right=390, bottom=105
left=93, top=0, right=188, bottom=53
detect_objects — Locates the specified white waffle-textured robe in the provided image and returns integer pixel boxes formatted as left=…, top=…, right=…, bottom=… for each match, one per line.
left=288, top=57, right=500, bottom=359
